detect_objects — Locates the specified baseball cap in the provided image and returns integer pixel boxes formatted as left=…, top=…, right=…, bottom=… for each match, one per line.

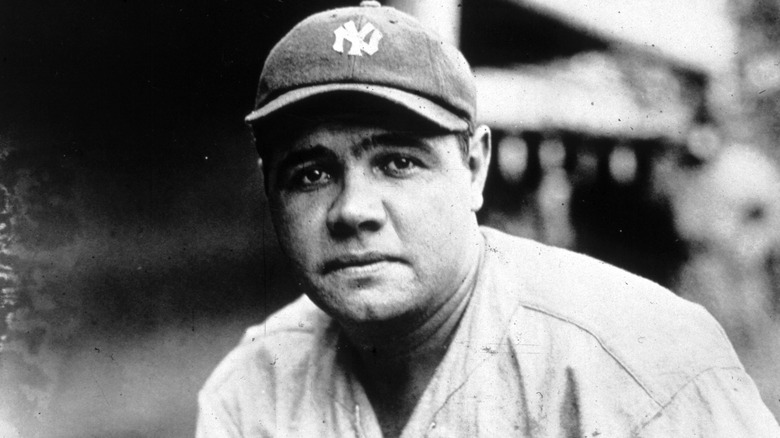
left=245, top=0, right=476, bottom=134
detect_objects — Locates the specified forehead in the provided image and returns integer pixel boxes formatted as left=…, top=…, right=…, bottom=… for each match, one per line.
left=267, top=111, right=447, bottom=158
left=287, top=120, right=416, bottom=151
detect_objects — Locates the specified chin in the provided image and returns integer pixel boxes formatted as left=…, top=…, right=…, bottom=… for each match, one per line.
left=314, top=283, right=420, bottom=325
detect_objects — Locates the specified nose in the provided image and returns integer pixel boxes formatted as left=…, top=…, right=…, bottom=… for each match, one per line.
left=326, top=170, right=387, bottom=238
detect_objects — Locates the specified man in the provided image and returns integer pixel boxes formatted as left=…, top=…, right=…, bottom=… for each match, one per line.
left=198, top=2, right=780, bottom=436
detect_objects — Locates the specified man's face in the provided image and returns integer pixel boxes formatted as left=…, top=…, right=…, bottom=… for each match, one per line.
left=265, top=118, right=488, bottom=327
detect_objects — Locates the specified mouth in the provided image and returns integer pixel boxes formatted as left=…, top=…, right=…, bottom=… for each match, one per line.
left=322, top=252, right=404, bottom=275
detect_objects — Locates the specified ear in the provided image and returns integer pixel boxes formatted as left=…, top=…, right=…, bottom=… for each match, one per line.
left=467, top=125, right=492, bottom=212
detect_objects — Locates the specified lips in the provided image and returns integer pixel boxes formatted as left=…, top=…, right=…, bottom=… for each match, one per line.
left=322, top=252, right=404, bottom=274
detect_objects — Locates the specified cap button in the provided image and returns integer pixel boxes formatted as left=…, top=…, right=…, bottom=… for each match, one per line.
left=360, top=0, right=381, bottom=7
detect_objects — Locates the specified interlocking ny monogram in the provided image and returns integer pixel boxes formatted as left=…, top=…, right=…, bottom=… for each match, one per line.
left=332, top=20, right=382, bottom=56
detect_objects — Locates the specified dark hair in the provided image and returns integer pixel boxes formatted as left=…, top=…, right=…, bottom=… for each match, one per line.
left=455, top=129, right=472, bottom=164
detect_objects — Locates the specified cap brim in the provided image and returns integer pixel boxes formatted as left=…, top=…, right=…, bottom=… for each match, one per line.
left=245, top=83, right=469, bottom=132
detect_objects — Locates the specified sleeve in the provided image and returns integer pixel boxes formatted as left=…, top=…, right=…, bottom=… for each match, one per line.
left=637, top=366, right=780, bottom=437
left=196, top=385, right=242, bottom=438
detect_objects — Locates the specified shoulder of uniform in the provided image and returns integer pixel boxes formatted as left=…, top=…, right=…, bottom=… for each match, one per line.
left=200, top=295, right=331, bottom=395
left=240, top=294, right=330, bottom=343
left=480, top=227, right=742, bottom=404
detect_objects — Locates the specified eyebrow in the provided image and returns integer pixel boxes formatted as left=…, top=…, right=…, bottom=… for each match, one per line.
left=275, top=145, right=338, bottom=174
left=350, top=132, right=435, bottom=157
left=273, top=131, right=437, bottom=173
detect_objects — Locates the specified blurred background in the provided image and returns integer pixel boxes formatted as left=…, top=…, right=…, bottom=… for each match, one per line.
left=1, top=0, right=779, bottom=436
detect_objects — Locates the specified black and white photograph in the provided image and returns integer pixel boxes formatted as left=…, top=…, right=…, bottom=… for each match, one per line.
left=2, top=1, right=780, bottom=436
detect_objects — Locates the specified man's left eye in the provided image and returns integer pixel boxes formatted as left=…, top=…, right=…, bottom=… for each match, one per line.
left=382, top=156, right=417, bottom=174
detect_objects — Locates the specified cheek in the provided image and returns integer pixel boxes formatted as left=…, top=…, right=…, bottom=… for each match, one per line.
left=269, top=196, right=326, bottom=262
left=419, top=170, right=473, bottom=219
left=393, top=171, right=474, bottom=247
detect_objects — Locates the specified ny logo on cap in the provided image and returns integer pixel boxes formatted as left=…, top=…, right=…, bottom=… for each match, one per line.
left=332, top=21, right=382, bottom=56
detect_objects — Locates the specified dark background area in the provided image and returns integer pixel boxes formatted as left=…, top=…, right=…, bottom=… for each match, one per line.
left=2, top=0, right=363, bottom=329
